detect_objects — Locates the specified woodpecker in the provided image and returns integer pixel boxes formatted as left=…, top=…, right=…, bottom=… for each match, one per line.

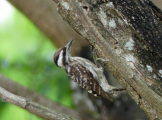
left=54, top=40, right=124, bottom=101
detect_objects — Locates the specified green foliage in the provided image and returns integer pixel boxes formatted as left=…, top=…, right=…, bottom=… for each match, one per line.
left=0, top=5, right=73, bottom=120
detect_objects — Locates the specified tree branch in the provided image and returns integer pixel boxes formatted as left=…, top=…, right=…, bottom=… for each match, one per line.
left=5, top=0, right=162, bottom=119
left=53, top=0, right=162, bottom=119
left=0, top=75, right=82, bottom=120
left=0, top=86, right=77, bottom=120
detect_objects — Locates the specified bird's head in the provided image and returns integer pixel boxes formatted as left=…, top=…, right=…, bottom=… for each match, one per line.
left=53, top=40, right=73, bottom=68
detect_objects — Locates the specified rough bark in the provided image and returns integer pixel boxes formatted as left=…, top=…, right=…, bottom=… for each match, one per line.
left=5, top=0, right=162, bottom=119
left=53, top=0, right=162, bottom=119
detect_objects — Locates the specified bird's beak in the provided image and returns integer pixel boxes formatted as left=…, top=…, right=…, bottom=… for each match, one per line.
left=65, top=40, right=73, bottom=50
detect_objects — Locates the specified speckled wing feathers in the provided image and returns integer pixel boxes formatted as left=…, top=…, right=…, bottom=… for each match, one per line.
left=68, top=63, right=112, bottom=100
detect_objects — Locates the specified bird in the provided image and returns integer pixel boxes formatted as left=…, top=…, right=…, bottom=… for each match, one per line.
left=53, top=40, right=125, bottom=101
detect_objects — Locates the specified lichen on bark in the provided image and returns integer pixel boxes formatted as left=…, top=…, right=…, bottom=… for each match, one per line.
left=54, top=0, right=162, bottom=119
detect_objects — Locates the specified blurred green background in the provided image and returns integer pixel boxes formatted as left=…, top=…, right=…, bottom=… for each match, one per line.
left=0, top=1, right=73, bottom=120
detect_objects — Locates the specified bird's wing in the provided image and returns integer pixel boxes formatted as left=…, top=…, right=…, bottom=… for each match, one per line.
left=68, top=63, right=113, bottom=101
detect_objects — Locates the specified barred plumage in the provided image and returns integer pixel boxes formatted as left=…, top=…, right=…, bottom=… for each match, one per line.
left=68, top=63, right=113, bottom=100
left=54, top=40, right=124, bottom=101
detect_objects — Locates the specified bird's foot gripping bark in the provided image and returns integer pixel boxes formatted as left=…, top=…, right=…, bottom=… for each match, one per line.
left=103, top=85, right=126, bottom=97
left=96, top=58, right=109, bottom=63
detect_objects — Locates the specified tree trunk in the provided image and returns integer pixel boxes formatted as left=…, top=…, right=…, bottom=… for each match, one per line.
left=6, top=0, right=162, bottom=119
left=53, top=0, right=162, bottom=119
